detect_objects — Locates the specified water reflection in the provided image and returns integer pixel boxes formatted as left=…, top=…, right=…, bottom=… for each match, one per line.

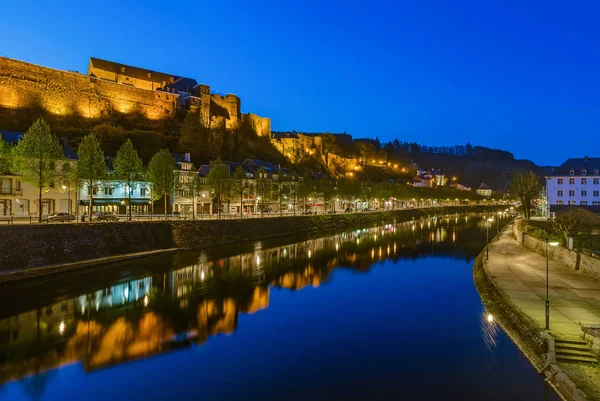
left=0, top=212, right=510, bottom=387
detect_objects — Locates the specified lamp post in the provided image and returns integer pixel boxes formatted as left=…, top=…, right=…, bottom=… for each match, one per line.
left=545, top=240, right=560, bottom=330
left=486, top=217, right=494, bottom=260
left=62, top=185, right=70, bottom=218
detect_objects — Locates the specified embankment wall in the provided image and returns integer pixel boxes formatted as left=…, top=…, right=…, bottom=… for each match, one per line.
left=0, top=206, right=500, bottom=273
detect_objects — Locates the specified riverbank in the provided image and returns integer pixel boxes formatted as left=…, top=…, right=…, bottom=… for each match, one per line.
left=474, top=225, right=600, bottom=401
left=0, top=205, right=501, bottom=280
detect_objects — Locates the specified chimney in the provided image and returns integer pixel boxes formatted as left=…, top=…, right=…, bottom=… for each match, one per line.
left=184, top=153, right=191, bottom=163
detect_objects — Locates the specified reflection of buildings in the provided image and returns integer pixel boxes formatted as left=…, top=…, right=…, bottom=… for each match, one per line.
left=0, top=212, right=492, bottom=384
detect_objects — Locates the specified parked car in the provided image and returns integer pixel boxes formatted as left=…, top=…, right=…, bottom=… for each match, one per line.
left=327, top=210, right=336, bottom=214
left=344, top=208, right=353, bottom=213
left=302, top=210, right=313, bottom=215
left=47, top=212, right=75, bottom=222
left=92, top=211, right=119, bottom=221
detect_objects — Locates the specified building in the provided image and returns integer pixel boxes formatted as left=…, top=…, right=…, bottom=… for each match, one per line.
left=0, top=131, right=77, bottom=218
left=476, top=183, right=492, bottom=197
left=172, top=153, right=212, bottom=215
left=545, top=156, right=600, bottom=218
left=77, top=156, right=152, bottom=215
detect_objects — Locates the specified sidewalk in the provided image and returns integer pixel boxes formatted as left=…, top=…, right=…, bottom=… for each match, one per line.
left=486, top=228, right=600, bottom=338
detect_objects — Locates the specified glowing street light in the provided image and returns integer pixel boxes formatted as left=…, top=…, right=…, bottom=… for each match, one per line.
left=545, top=240, right=560, bottom=330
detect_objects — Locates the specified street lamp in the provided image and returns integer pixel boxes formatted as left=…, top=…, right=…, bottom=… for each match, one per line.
left=486, top=217, right=494, bottom=260
left=545, top=240, right=560, bottom=330
left=62, top=184, right=70, bottom=217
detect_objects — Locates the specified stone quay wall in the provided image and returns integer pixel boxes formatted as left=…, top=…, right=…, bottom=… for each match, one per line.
left=0, top=206, right=501, bottom=275
left=513, top=223, right=600, bottom=282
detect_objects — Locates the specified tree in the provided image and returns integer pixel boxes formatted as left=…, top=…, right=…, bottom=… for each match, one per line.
left=0, top=136, right=12, bottom=175
left=114, top=139, right=144, bottom=221
left=13, top=118, right=63, bottom=222
left=148, top=149, right=176, bottom=218
left=177, top=109, right=210, bottom=165
left=76, top=134, right=106, bottom=220
left=552, top=208, right=600, bottom=245
left=231, top=166, right=247, bottom=218
left=509, top=170, right=541, bottom=219
left=207, top=157, right=230, bottom=219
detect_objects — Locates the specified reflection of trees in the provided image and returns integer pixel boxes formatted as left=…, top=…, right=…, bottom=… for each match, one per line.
left=1, top=213, right=496, bottom=384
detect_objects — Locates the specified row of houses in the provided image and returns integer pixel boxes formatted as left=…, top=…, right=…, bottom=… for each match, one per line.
left=0, top=130, right=308, bottom=217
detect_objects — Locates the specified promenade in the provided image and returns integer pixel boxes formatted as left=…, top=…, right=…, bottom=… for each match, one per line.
left=486, top=228, right=600, bottom=338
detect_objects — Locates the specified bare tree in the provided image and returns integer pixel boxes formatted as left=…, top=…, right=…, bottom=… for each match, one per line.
left=509, top=170, right=541, bottom=219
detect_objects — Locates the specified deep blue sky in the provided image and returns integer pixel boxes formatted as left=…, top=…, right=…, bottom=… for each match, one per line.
left=1, top=0, right=598, bottom=165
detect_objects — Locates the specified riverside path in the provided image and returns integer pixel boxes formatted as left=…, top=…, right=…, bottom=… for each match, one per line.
left=486, top=227, right=600, bottom=338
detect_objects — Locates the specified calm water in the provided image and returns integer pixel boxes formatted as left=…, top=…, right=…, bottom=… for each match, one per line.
left=0, top=212, right=559, bottom=401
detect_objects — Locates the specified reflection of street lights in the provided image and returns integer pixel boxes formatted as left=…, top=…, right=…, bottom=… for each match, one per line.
left=497, top=211, right=502, bottom=233
left=545, top=240, right=559, bottom=330
left=486, top=217, right=494, bottom=260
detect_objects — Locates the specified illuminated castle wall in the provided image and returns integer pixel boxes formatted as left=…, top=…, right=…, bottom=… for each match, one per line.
left=0, top=56, right=177, bottom=120
left=0, top=56, right=272, bottom=136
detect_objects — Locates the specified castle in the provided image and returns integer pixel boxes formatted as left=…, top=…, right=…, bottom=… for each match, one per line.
left=0, top=56, right=363, bottom=176
left=0, top=56, right=271, bottom=136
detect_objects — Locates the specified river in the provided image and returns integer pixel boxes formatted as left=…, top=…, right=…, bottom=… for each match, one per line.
left=0, top=212, right=559, bottom=400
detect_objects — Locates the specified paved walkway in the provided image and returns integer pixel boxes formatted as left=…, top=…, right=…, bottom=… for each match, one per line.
left=486, top=227, right=600, bottom=338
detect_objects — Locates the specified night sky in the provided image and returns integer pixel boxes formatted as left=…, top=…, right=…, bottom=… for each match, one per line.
left=1, top=0, right=598, bottom=165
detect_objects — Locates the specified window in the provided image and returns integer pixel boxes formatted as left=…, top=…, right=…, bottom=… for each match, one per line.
left=594, top=201, right=600, bottom=206
left=557, top=179, right=563, bottom=185
left=570, top=169, right=575, bottom=176
left=594, top=169, right=599, bottom=176
left=582, top=169, right=587, bottom=176
left=130, top=188, right=135, bottom=196
left=581, top=201, right=588, bottom=206
left=582, top=178, right=587, bottom=185
left=141, top=188, right=147, bottom=197
left=569, top=178, right=575, bottom=185
left=582, top=191, right=587, bottom=197
left=556, top=200, right=564, bottom=205
left=594, top=190, right=599, bottom=197
left=569, top=190, right=575, bottom=196
left=90, top=186, right=98, bottom=196
left=568, top=200, right=576, bottom=205
left=104, top=187, right=113, bottom=196
left=557, top=190, right=563, bottom=197
left=594, top=178, right=599, bottom=185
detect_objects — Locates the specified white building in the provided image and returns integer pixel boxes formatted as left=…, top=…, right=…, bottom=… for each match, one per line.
left=476, top=183, right=492, bottom=197
left=545, top=156, right=600, bottom=218
left=0, top=174, right=76, bottom=218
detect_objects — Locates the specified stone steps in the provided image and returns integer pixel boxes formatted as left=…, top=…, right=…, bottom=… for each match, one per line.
left=555, top=339, right=599, bottom=364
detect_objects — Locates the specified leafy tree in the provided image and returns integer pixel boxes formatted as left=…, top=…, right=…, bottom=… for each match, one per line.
left=509, top=170, right=541, bottom=219
left=148, top=149, right=176, bottom=218
left=114, top=139, right=144, bottom=221
left=231, top=165, right=247, bottom=218
left=13, top=118, right=63, bottom=222
left=207, top=157, right=230, bottom=219
left=76, top=134, right=106, bottom=219
left=177, top=110, right=210, bottom=165
left=552, top=208, right=600, bottom=245
left=0, top=136, right=12, bottom=175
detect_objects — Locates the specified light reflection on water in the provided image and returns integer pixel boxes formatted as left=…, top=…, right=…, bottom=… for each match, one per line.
left=0, top=212, right=558, bottom=401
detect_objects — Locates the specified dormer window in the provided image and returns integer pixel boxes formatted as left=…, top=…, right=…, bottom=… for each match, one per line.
left=569, top=169, right=575, bottom=176
left=147, top=72, right=152, bottom=78
left=120, top=66, right=126, bottom=73
left=582, top=169, right=587, bottom=176
left=595, top=169, right=599, bottom=176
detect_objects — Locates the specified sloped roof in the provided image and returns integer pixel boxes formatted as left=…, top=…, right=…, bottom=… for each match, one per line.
left=477, top=183, right=491, bottom=190
left=548, top=157, right=600, bottom=176
left=89, top=57, right=198, bottom=93
left=1, top=131, right=77, bottom=159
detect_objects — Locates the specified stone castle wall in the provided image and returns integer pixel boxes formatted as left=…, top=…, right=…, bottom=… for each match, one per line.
left=210, top=93, right=240, bottom=130
left=244, top=113, right=271, bottom=137
left=270, top=133, right=323, bottom=163
left=0, top=57, right=177, bottom=120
